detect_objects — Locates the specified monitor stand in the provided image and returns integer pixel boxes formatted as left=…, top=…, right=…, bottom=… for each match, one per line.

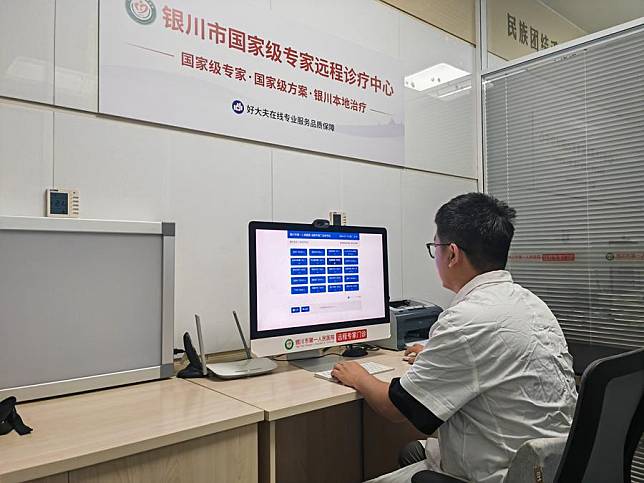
left=286, top=349, right=345, bottom=372
left=286, top=347, right=367, bottom=372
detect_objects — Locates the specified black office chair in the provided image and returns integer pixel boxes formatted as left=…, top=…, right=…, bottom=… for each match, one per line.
left=411, top=347, right=644, bottom=483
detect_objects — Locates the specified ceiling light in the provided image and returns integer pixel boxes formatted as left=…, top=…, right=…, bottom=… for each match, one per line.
left=404, top=63, right=470, bottom=91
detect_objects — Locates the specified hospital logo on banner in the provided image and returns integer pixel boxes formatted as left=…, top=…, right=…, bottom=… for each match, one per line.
left=126, top=0, right=157, bottom=25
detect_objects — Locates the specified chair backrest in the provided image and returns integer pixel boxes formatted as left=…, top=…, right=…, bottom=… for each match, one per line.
left=555, top=347, right=644, bottom=483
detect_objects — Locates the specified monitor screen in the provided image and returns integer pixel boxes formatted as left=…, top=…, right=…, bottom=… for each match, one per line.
left=249, top=222, right=390, bottom=355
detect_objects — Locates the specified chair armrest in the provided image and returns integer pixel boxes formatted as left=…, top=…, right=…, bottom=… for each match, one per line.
left=504, top=437, right=568, bottom=483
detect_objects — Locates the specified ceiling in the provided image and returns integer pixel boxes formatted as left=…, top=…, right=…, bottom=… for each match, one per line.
left=539, top=0, right=644, bottom=33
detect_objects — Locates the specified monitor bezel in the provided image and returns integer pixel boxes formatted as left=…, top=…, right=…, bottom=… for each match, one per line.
left=249, top=220, right=390, bottom=341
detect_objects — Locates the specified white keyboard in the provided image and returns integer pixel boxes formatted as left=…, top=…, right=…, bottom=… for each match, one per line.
left=314, top=361, right=394, bottom=382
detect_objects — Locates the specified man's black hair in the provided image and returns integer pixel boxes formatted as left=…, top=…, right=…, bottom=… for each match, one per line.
left=434, top=192, right=516, bottom=272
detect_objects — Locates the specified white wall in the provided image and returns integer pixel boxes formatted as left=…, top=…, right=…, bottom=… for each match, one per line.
left=0, top=0, right=478, bottom=353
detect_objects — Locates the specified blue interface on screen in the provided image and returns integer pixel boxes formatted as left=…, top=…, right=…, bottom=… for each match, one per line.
left=254, top=229, right=385, bottom=332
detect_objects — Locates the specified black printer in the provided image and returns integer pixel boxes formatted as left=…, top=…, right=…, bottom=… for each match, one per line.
left=375, top=299, right=443, bottom=350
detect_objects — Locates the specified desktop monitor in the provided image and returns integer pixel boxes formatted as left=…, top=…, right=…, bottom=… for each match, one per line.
left=249, top=221, right=391, bottom=357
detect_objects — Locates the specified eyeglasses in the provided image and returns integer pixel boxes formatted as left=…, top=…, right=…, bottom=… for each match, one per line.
left=426, top=242, right=450, bottom=259
left=426, top=242, right=466, bottom=259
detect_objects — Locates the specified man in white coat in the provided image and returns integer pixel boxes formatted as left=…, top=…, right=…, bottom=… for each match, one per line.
left=332, top=192, right=577, bottom=483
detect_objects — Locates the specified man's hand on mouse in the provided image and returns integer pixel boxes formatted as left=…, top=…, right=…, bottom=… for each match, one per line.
left=403, top=343, right=425, bottom=364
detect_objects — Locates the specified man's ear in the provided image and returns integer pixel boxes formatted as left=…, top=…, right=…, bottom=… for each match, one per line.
left=448, top=243, right=460, bottom=267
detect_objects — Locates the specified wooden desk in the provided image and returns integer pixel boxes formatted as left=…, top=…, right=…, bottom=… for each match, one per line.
left=0, top=378, right=264, bottom=483
left=191, top=350, right=426, bottom=483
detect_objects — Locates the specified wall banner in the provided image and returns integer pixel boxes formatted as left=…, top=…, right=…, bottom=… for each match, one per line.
left=99, top=0, right=404, bottom=165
